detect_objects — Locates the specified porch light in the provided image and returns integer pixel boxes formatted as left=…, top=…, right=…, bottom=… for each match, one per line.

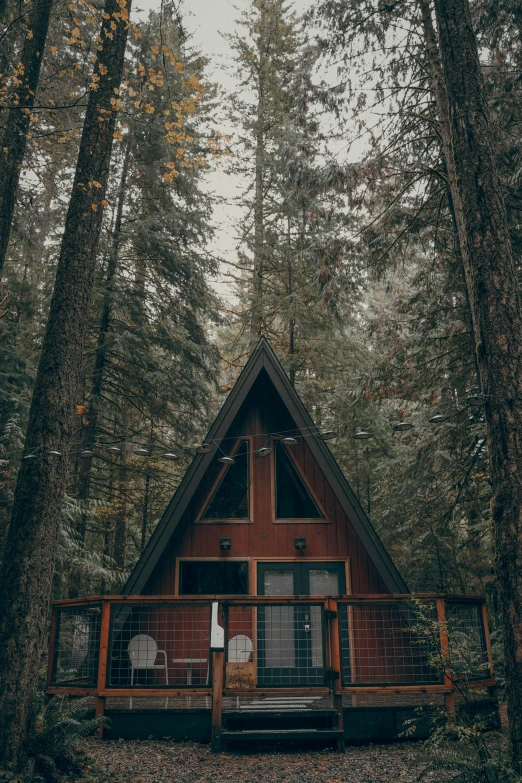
left=428, top=412, right=448, bottom=424
left=162, top=452, right=180, bottom=460
left=393, top=422, right=414, bottom=432
left=353, top=428, right=372, bottom=439
left=47, top=450, right=62, bottom=457
left=220, top=537, right=232, bottom=550
left=294, top=537, right=307, bottom=550
left=106, top=445, right=122, bottom=454
left=80, top=449, right=95, bottom=457
left=282, top=436, right=299, bottom=446
left=218, top=455, right=235, bottom=465
left=319, top=430, right=337, bottom=440
left=196, top=443, right=214, bottom=454
left=133, top=445, right=150, bottom=456
left=254, top=446, right=272, bottom=458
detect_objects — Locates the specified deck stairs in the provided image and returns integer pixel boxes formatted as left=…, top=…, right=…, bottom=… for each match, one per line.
left=219, top=695, right=345, bottom=752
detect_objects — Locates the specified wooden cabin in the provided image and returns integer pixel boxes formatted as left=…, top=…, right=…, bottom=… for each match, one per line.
left=48, top=338, right=498, bottom=750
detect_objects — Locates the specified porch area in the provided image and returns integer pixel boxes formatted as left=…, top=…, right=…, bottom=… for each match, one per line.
left=47, top=594, right=498, bottom=750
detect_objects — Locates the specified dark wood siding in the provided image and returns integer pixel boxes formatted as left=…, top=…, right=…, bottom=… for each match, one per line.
left=144, top=371, right=388, bottom=596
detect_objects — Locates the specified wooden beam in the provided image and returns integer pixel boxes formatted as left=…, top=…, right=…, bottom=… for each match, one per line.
left=437, top=598, right=456, bottom=722
left=211, top=651, right=225, bottom=752
left=95, top=599, right=111, bottom=737
left=328, top=599, right=345, bottom=751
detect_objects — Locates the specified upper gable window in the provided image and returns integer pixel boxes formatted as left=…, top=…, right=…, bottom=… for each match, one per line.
left=274, top=440, right=323, bottom=519
left=200, top=439, right=250, bottom=520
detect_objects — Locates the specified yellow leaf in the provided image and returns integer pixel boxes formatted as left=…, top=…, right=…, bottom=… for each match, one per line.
left=144, top=103, right=154, bottom=114
left=26, top=29, right=33, bottom=39
left=101, top=199, right=108, bottom=206
left=91, top=203, right=98, bottom=211
left=113, top=129, right=123, bottom=141
left=99, top=64, right=108, bottom=75
left=48, top=45, right=57, bottom=55
left=92, top=180, right=102, bottom=188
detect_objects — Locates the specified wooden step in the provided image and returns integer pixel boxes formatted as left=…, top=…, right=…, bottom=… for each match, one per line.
left=224, top=709, right=338, bottom=719
left=221, top=728, right=344, bottom=740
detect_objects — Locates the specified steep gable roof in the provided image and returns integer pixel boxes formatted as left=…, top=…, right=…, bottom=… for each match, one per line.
left=124, top=337, right=408, bottom=594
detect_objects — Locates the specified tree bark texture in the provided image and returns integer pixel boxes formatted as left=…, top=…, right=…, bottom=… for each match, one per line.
left=0, top=0, right=53, bottom=279
left=78, top=135, right=132, bottom=506
left=432, top=0, right=522, bottom=765
left=0, top=0, right=131, bottom=766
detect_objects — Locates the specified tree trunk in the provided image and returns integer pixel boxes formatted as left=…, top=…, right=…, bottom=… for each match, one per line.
left=0, top=0, right=53, bottom=279
left=78, top=135, right=132, bottom=508
left=0, top=0, right=131, bottom=766
left=431, top=0, right=522, bottom=765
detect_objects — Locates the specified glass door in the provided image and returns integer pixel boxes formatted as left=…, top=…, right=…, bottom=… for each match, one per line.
left=256, top=562, right=345, bottom=686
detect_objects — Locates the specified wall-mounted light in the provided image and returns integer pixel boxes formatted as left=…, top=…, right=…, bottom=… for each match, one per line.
left=294, top=537, right=306, bottom=551
left=220, top=537, right=232, bottom=551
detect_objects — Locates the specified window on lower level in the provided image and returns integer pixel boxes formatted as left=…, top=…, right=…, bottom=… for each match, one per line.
left=179, top=561, right=249, bottom=595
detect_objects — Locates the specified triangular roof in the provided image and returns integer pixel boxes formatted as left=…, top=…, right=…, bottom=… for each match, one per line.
left=124, top=337, right=407, bottom=595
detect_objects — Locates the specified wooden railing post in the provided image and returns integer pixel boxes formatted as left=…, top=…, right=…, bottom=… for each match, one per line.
left=96, top=599, right=111, bottom=738
left=328, top=599, right=345, bottom=752
left=481, top=602, right=501, bottom=728
left=46, top=604, right=58, bottom=690
left=211, top=602, right=225, bottom=752
left=437, top=598, right=455, bottom=723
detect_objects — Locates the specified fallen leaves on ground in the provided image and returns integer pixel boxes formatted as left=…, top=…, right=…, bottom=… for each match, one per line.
left=79, top=738, right=448, bottom=783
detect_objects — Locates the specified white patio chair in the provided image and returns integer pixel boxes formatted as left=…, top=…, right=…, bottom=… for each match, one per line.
left=128, top=634, right=169, bottom=685
left=228, top=634, right=253, bottom=663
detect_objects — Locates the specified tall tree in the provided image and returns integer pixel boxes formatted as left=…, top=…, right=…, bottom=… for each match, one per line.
left=432, top=0, right=522, bottom=764
left=0, top=0, right=132, bottom=765
left=0, top=0, right=53, bottom=279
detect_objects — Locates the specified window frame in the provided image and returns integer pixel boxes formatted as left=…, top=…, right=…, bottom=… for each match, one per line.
left=176, top=557, right=251, bottom=596
left=195, top=436, right=253, bottom=524
left=271, top=437, right=331, bottom=524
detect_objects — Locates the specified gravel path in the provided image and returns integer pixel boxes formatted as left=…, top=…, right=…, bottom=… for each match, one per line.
left=81, top=738, right=442, bottom=783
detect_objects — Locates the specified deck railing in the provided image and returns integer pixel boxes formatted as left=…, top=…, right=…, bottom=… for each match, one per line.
left=47, top=594, right=496, bottom=743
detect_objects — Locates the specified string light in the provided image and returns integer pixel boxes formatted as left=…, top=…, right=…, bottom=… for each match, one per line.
left=393, top=422, right=414, bottom=432
left=162, top=452, right=180, bottom=461
left=428, top=412, right=449, bottom=424
left=133, top=445, right=150, bottom=456
left=80, top=449, right=95, bottom=457
left=319, top=430, right=337, bottom=440
left=218, top=455, right=236, bottom=465
left=353, top=428, right=372, bottom=440
left=282, top=436, right=299, bottom=446
left=255, top=446, right=272, bottom=458
left=47, top=450, right=62, bottom=457
left=195, top=443, right=213, bottom=454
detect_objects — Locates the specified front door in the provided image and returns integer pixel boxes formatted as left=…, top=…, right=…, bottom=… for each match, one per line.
left=257, top=562, right=346, bottom=686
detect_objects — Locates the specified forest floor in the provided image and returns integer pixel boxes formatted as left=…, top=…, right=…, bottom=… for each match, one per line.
left=80, top=737, right=446, bottom=783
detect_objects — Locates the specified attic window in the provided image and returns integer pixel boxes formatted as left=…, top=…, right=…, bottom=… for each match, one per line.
left=201, top=440, right=249, bottom=520
left=275, top=440, right=323, bottom=519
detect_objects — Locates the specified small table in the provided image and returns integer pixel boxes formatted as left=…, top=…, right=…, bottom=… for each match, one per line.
left=172, top=657, right=208, bottom=685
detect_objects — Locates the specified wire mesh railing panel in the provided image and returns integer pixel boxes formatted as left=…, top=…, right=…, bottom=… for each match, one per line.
left=226, top=603, right=326, bottom=687
left=446, top=603, right=489, bottom=680
left=51, top=604, right=102, bottom=687
left=108, top=603, right=211, bottom=688
left=338, top=602, right=442, bottom=686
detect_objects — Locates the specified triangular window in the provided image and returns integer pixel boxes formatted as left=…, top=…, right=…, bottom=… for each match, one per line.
left=275, top=440, right=323, bottom=519
left=201, top=440, right=250, bottom=520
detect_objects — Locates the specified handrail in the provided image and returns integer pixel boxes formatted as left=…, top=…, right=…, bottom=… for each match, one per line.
left=51, top=592, right=487, bottom=607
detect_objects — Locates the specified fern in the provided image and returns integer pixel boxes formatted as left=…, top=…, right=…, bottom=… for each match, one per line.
left=25, top=693, right=109, bottom=782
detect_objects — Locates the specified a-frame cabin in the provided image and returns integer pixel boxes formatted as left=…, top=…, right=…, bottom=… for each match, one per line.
left=126, top=336, right=407, bottom=600
left=47, top=339, right=497, bottom=749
